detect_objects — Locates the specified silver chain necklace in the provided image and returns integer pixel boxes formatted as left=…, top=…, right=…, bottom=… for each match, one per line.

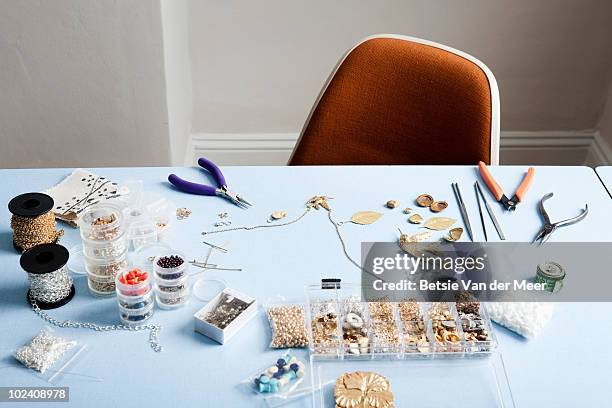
left=201, top=196, right=363, bottom=271
left=29, top=293, right=163, bottom=352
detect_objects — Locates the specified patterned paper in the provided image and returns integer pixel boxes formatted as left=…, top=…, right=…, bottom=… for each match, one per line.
left=44, top=169, right=128, bottom=227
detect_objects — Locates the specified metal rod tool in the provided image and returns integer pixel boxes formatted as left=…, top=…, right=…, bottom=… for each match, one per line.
left=451, top=182, right=474, bottom=242
left=475, top=181, right=506, bottom=240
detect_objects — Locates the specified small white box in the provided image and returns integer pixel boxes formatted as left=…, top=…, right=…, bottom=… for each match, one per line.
left=193, top=287, right=258, bottom=344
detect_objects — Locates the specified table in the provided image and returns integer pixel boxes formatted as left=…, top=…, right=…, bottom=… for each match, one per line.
left=1, top=166, right=611, bottom=408
left=595, top=166, right=612, bottom=197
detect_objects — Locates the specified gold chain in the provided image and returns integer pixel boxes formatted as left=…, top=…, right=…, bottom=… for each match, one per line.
left=11, top=212, right=64, bottom=252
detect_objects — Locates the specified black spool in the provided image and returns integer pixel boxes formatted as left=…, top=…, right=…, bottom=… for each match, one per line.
left=8, top=193, right=55, bottom=252
left=20, top=243, right=74, bottom=309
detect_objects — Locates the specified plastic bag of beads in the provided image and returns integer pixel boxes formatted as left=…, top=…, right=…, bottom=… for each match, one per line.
left=265, top=301, right=309, bottom=349
left=14, top=327, right=87, bottom=383
left=241, top=351, right=311, bottom=406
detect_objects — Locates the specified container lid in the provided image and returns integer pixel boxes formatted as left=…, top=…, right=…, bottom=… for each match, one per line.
left=537, top=261, right=565, bottom=279
left=9, top=193, right=54, bottom=218
left=20, top=243, right=69, bottom=274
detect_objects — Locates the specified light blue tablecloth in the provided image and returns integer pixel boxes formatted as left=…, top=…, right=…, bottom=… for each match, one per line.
left=0, top=165, right=610, bottom=407
left=596, top=166, right=612, bottom=197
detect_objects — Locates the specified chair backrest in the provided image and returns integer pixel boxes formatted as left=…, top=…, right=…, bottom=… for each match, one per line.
left=288, top=35, right=500, bottom=165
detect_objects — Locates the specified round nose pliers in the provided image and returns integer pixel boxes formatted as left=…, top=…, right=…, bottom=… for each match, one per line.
left=478, top=161, right=535, bottom=211
left=532, top=193, right=588, bottom=244
left=168, top=157, right=253, bottom=209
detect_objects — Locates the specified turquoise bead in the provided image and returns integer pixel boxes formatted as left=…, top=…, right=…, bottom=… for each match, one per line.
left=259, top=383, right=271, bottom=393
left=259, top=375, right=270, bottom=384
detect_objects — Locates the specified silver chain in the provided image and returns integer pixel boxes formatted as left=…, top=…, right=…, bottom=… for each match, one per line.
left=202, top=207, right=312, bottom=235
left=27, top=267, right=73, bottom=304
left=29, top=293, right=163, bottom=352
left=200, top=201, right=365, bottom=272
left=326, top=209, right=363, bottom=271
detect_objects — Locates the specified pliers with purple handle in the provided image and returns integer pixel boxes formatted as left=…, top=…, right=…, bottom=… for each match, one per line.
left=168, top=157, right=253, bottom=209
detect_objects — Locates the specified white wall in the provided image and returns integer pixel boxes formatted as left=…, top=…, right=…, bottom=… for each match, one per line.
left=189, top=0, right=612, bottom=135
left=161, top=0, right=193, bottom=166
left=0, top=0, right=171, bottom=168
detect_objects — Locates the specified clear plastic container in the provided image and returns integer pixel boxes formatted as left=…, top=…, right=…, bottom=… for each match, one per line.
left=82, top=233, right=128, bottom=261
left=87, top=273, right=116, bottom=296
left=79, top=204, right=123, bottom=241
left=115, top=267, right=152, bottom=297
left=156, top=286, right=189, bottom=309
left=84, top=250, right=129, bottom=277
left=117, top=290, right=155, bottom=310
left=127, top=220, right=158, bottom=250
left=119, top=302, right=154, bottom=326
left=155, top=274, right=188, bottom=293
left=310, top=353, right=515, bottom=408
left=305, top=283, right=497, bottom=358
left=154, top=250, right=188, bottom=280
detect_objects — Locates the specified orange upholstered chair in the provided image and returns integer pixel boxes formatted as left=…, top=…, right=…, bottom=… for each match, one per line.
left=288, top=35, right=500, bottom=165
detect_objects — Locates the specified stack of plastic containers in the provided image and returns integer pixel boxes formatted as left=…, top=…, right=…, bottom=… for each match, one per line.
left=122, top=206, right=158, bottom=250
left=79, top=205, right=128, bottom=297
left=153, top=250, right=190, bottom=309
left=115, top=267, right=154, bottom=325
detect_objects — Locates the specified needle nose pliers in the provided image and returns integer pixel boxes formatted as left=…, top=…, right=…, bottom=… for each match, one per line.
left=532, top=193, right=588, bottom=244
left=478, top=161, right=535, bottom=211
left=168, top=157, right=253, bottom=209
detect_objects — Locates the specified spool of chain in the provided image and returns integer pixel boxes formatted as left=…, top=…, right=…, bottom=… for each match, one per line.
left=20, top=243, right=75, bottom=309
left=9, top=193, right=64, bottom=252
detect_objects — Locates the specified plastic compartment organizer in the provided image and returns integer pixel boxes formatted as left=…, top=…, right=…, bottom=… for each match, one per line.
left=306, top=282, right=515, bottom=408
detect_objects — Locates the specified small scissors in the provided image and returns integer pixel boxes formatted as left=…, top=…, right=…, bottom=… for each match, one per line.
left=168, top=157, right=252, bottom=209
left=532, top=193, right=588, bottom=244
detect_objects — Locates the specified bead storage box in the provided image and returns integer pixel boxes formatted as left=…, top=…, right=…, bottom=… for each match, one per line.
left=305, top=282, right=497, bottom=358
left=306, top=281, right=515, bottom=408
left=153, top=251, right=190, bottom=309
left=79, top=204, right=128, bottom=297
left=115, top=267, right=154, bottom=326
left=193, top=288, right=257, bottom=344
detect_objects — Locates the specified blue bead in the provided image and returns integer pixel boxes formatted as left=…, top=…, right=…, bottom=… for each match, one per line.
left=290, top=363, right=299, bottom=372
left=254, top=377, right=260, bottom=386
left=276, top=358, right=286, bottom=367
left=273, top=371, right=282, bottom=379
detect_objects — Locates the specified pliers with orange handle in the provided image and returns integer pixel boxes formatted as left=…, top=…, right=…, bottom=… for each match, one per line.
left=478, top=161, right=535, bottom=211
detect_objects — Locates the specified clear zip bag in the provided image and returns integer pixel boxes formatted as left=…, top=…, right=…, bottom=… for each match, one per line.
left=14, top=326, right=91, bottom=384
